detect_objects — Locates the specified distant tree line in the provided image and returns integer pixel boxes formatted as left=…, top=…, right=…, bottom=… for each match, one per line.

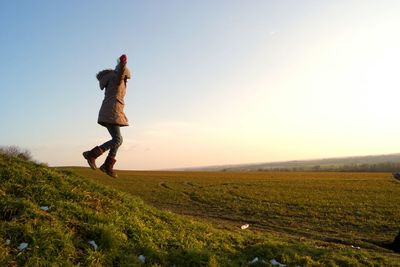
left=254, top=162, right=400, bottom=172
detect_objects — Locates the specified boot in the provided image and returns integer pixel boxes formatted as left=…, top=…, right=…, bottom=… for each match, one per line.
left=82, top=146, right=103, bottom=170
left=100, top=156, right=118, bottom=178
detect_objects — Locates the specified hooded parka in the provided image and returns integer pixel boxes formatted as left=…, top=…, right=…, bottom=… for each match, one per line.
left=96, top=66, right=131, bottom=127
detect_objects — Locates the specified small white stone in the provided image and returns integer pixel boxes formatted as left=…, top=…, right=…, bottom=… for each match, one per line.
left=18, top=242, right=28, bottom=250
left=241, top=224, right=249, bottom=230
left=271, top=259, right=286, bottom=267
left=138, top=255, right=146, bottom=263
left=88, top=240, right=98, bottom=250
left=40, top=206, right=49, bottom=211
left=249, top=257, right=259, bottom=264
left=5, top=239, right=10, bottom=245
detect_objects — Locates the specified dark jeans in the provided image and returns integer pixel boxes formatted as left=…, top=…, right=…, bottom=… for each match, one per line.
left=99, top=124, right=123, bottom=158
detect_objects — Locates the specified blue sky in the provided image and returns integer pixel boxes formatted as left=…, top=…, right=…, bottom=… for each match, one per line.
left=1, top=1, right=400, bottom=169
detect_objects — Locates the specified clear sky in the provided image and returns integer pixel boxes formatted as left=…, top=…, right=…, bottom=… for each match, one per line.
left=1, top=1, right=400, bottom=170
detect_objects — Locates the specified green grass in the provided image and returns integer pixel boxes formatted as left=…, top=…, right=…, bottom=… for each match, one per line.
left=68, top=169, right=400, bottom=245
left=68, top=167, right=400, bottom=266
left=1, top=152, right=400, bottom=266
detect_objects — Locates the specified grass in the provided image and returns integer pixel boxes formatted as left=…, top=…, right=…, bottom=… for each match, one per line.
left=68, top=167, right=400, bottom=266
left=1, top=151, right=400, bottom=266
left=68, top=169, right=400, bottom=245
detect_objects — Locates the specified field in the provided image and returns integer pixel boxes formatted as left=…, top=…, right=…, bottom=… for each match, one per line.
left=69, top=168, right=400, bottom=256
left=2, top=149, right=400, bottom=266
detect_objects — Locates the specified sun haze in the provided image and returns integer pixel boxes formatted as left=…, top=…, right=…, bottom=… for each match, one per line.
left=1, top=1, right=400, bottom=169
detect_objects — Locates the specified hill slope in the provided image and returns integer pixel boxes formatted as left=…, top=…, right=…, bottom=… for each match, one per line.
left=1, top=153, right=400, bottom=266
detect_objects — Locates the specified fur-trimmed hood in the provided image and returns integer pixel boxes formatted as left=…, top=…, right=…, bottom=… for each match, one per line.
left=96, top=69, right=114, bottom=90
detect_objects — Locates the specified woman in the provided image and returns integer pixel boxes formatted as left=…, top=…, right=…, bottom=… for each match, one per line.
left=83, top=54, right=131, bottom=178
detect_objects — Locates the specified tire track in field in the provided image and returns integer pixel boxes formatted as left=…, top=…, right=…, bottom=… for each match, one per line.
left=159, top=182, right=172, bottom=190
left=158, top=181, right=212, bottom=206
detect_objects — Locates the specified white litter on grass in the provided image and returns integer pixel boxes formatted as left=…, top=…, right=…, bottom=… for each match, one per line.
left=40, top=206, right=49, bottom=211
left=138, top=255, right=146, bottom=263
left=249, top=257, right=259, bottom=264
left=88, top=240, right=98, bottom=250
left=351, top=245, right=361, bottom=250
left=241, top=224, right=249, bottom=230
left=5, top=239, right=10, bottom=245
left=18, top=242, right=28, bottom=250
left=271, top=259, right=286, bottom=267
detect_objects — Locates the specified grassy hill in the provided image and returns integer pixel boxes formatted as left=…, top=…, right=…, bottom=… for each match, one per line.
left=1, top=153, right=400, bottom=266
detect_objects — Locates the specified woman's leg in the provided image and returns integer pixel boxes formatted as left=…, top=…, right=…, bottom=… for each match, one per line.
left=99, top=125, right=123, bottom=158
left=99, top=125, right=122, bottom=178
